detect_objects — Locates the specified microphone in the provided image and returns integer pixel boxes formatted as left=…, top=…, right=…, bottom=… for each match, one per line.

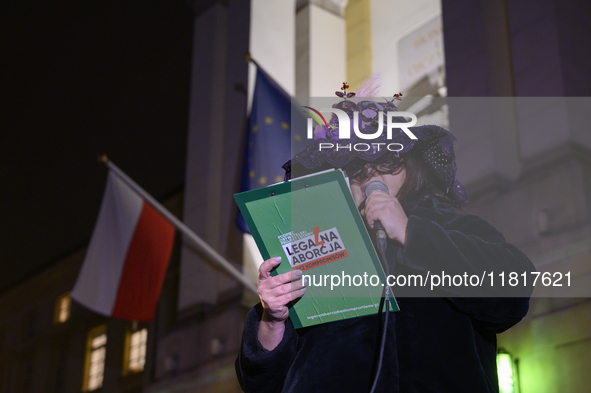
left=365, top=181, right=389, bottom=252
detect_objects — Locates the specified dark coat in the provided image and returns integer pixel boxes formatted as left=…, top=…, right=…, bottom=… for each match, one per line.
left=236, top=196, right=534, bottom=393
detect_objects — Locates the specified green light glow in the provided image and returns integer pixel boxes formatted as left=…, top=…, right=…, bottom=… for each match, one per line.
left=497, top=353, right=515, bottom=393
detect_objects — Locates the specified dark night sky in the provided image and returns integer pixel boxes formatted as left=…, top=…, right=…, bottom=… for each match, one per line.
left=1, top=1, right=195, bottom=293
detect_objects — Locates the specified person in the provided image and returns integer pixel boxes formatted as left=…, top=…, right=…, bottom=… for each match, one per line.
left=235, top=92, right=534, bottom=392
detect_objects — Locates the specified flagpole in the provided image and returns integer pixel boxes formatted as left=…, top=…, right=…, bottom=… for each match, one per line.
left=243, top=52, right=259, bottom=68
left=99, top=155, right=258, bottom=296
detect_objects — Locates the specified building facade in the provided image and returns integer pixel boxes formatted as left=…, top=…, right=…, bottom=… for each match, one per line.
left=2, top=0, right=590, bottom=392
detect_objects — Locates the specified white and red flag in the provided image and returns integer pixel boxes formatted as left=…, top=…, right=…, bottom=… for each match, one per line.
left=72, top=171, right=175, bottom=322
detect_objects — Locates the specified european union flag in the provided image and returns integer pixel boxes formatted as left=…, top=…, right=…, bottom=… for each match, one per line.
left=237, top=66, right=307, bottom=233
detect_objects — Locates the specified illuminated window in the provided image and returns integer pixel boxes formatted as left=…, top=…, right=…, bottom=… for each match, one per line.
left=123, top=325, right=148, bottom=375
left=83, top=325, right=107, bottom=391
left=497, top=350, right=519, bottom=393
left=54, top=292, right=71, bottom=324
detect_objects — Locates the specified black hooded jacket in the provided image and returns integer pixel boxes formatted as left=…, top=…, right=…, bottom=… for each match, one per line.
left=236, top=196, right=534, bottom=392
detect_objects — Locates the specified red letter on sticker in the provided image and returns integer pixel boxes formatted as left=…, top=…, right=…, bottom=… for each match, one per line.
left=314, top=226, right=325, bottom=247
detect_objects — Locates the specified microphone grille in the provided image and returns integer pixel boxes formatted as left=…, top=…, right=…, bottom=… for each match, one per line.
left=365, top=181, right=389, bottom=197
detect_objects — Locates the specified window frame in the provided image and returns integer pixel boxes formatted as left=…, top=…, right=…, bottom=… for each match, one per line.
left=122, top=323, right=148, bottom=376
left=53, top=292, right=71, bottom=324
left=82, top=324, right=107, bottom=392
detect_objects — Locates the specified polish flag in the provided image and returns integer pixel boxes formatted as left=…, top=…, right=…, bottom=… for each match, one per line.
left=72, top=171, right=175, bottom=322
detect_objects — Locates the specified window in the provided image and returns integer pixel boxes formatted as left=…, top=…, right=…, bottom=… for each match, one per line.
left=83, top=325, right=107, bottom=391
left=497, top=349, right=519, bottom=393
left=54, top=292, right=71, bottom=324
left=123, top=325, right=148, bottom=375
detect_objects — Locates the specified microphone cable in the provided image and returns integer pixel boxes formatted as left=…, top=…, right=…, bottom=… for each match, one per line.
left=369, top=241, right=390, bottom=393
left=364, top=181, right=392, bottom=393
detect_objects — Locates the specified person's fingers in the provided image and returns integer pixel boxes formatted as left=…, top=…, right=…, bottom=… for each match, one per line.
left=360, top=191, right=389, bottom=219
left=258, top=256, right=282, bottom=280
left=291, top=277, right=307, bottom=292
left=364, top=191, right=390, bottom=209
left=259, top=257, right=304, bottom=284
left=365, top=193, right=398, bottom=212
left=276, top=276, right=307, bottom=294
left=364, top=195, right=382, bottom=229
left=287, top=281, right=307, bottom=301
left=366, top=204, right=392, bottom=228
left=269, top=268, right=302, bottom=288
left=258, top=257, right=308, bottom=323
left=364, top=193, right=403, bottom=231
left=274, top=279, right=307, bottom=302
left=276, top=269, right=302, bottom=284
left=363, top=193, right=408, bottom=244
left=261, top=278, right=307, bottom=319
left=266, top=275, right=306, bottom=300
left=258, top=257, right=306, bottom=308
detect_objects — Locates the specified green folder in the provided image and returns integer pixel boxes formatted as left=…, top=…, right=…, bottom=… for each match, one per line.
left=235, top=169, right=397, bottom=329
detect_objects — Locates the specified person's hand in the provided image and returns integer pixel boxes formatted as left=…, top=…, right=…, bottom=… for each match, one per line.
left=361, top=190, right=408, bottom=245
left=257, top=256, right=306, bottom=350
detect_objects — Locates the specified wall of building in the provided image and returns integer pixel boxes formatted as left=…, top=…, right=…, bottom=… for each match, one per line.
left=442, top=1, right=591, bottom=392
left=370, top=0, right=442, bottom=95
left=0, top=192, right=183, bottom=393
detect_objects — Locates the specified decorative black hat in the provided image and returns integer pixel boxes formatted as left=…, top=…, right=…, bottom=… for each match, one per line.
left=283, top=81, right=468, bottom=205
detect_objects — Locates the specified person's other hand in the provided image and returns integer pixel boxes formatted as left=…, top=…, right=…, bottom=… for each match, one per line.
left=257, top=257, right=306, bottom=350
left=361, top=191, right=408, bottom=245
left=258, top=256, right=306, bottom=323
